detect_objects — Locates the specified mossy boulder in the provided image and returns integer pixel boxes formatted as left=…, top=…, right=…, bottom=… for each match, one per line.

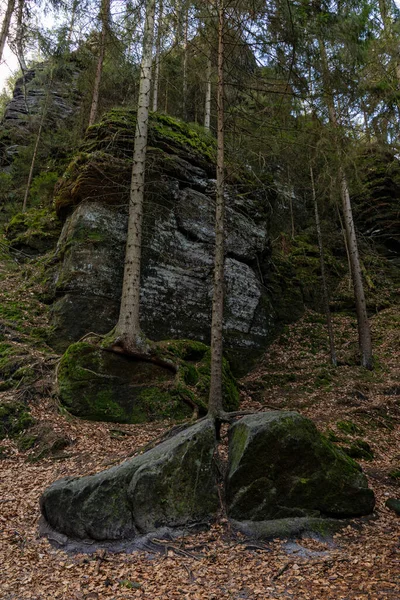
left=40, top=419, right=219, bottom=541
left=49, top=109, right=272, bottom=373
left=57, top=340, right=239, bottom=423
left=226, top=412, right=375, bottom=521
left=5, top=208, right=61, bottom=255
left=0, top=400, right=34, bottom=439
left=385, top=498, right=400, bottom=516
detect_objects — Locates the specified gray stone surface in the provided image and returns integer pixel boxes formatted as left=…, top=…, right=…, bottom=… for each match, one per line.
left=50, top=187, right=271, bottom=369
left=226, top=412, right=375, bottom=521
left=40, top=419, right=219, bottom=541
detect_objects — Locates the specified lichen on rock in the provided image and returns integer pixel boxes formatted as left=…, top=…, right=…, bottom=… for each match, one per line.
left=40, top=419, right=219, bottom=541
left=226, top=411, right=375, bottom=521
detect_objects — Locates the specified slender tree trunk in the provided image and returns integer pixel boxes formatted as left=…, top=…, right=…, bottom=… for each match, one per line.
left=114, top=0, right=156, bottom=354
left=208, top=1, right=225, bottom=418
left=152, top=0, right=163, bottom=112
left=318, top=35, right=373, bottom=369
left=67, top=0, right=79, bottom=45
left=182, top=5, right=188, bottom=120
left=15, top=0, right=26, bottom=72
left=204, top=56, right=212, bottom=130
left=22, top=70, right=53, bottom=212
left=88, top=0, right=110, bottom=127
left=0, top=0, right=15, bottom=63
left=310, top=166, right=337, bottom=367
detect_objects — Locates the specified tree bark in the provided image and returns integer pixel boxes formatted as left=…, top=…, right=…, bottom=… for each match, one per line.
left=0, top=0, right=15, bottom=63
left=208, top=0, right=225, bottom=418
left=182, top=4, right=189, bottom=120
left=15, top=0, right=26, bottom=72
left=114, top=0, right=156, bottom=354
left=310, top=165, right=337, bottom=367
left=317, top=35, right=373, bottom=369
left=67, top=0, right=79, bottom=46
left=22, top=70, right=53, bottom=212
left=152, top=0, right=163, bottom=112
left=204, top=56, right=212, bottom=130
left=88, top=0, right=110, bottom=127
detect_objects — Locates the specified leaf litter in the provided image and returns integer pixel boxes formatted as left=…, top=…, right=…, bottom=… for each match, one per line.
left=1, top=245, right=399, bottom=599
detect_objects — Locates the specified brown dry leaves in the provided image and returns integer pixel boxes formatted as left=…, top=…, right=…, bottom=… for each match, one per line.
left=1, top=306, right=400, bottom=599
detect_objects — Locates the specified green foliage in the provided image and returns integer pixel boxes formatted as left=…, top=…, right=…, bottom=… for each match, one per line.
left=5, top=208, right=62, bottom=254
left=337, top=420, right=364, bottom=436
left=29, top=172, right=59, bottom=206
left=0, top=401, right=34, bottom=440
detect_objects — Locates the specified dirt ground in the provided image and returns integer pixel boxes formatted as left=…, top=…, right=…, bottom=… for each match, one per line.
left=1, top=305, right=399, bottom=600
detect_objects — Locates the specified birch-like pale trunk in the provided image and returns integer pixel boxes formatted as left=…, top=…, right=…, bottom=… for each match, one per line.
left=182, top=5, right=188, bottom=120
left=0, top=0, right=15, bottom=63
left=67, top=0, right=79, bottom=45
left=318, top=36, right=373, bottom=369
left=15, top=0, right=26, bottom=72
left=204, top=56, right=212, bottom=130
left=208, top=1, right=225, bottom=418
left=114, top=0, right=156, bottom=354
left=88, top=0, right=110, bottom=127
left=310, top=166, right=337, bottom=367
left=152, top=0, right=163, bottom=112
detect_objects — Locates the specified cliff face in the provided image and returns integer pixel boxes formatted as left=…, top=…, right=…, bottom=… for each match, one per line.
left=0, top=61, right=81, bottom=169
left=49, top=110, right=273, bottom=371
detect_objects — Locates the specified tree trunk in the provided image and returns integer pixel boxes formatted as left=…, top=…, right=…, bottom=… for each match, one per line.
left=0, top=0, right=15, bottom=63
left=208, top=1, right=225, bottom=418
left=22, top=70, right=53, bottom=212
left=152, top=0, right=163, bottom=112
left=182, top=5, right=188, bottom=120
left=204, top=56, right=212, bottom=130
left=88, top=0, right=110, bottom=127
left=317, top=35, right=373, bottom=369
left=310, top=166, right=337, bottom=367
left=67, top=0, right=79, bottom=46
left=15, top=0, right=26, bottom=72
left=114, top=0, right=156, bottom=354
left=339, top=169, right=373, bottom=368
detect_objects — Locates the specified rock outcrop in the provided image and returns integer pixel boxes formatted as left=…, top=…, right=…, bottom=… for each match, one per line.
left=57, top=339, right=239, bottom=422
left=49, top=110, right=273, bottom=372
left=40, top=419, right=219, bottom=541
left=226, top=412, right=375, bottom=521
left=40, top=410, right=375, bottom=545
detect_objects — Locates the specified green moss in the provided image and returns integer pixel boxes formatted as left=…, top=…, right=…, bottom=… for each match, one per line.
left=337, top=420, right=364, bottom=435
left=389, top=469, right=400, bottom=480
left=58, top=339, right=239, bottom=424
left=137, top=387, right=191, bottom=421
left=341, top=440, right=374, bottom=461
left=0, top=401, right=34, bottom=439
left=5, top=208, right=61, bottom=254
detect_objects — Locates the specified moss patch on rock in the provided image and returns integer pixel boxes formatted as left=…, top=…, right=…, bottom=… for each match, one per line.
left=57, top=339, right=239, bottom=424
left=40, top=419, right=219, bottom=541
left=0, top=401, right=34, bottom=439
left=226, top=411, right=375, bottom=521
left=55, top=110, right=217, bottom=217
left=5, top=208, right=61, bottom=255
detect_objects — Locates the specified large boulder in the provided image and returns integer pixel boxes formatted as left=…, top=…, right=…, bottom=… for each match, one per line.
left=40, top=419, right=219, bottom=541
left=57, top=340, right=239, bottom=423
left=49, top=110, right=273, bottom=373
left=226, top=412, right=375, bottom=521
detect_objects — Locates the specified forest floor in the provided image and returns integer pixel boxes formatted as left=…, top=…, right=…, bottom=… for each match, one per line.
left=1, top=243, right=400, bottom=599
